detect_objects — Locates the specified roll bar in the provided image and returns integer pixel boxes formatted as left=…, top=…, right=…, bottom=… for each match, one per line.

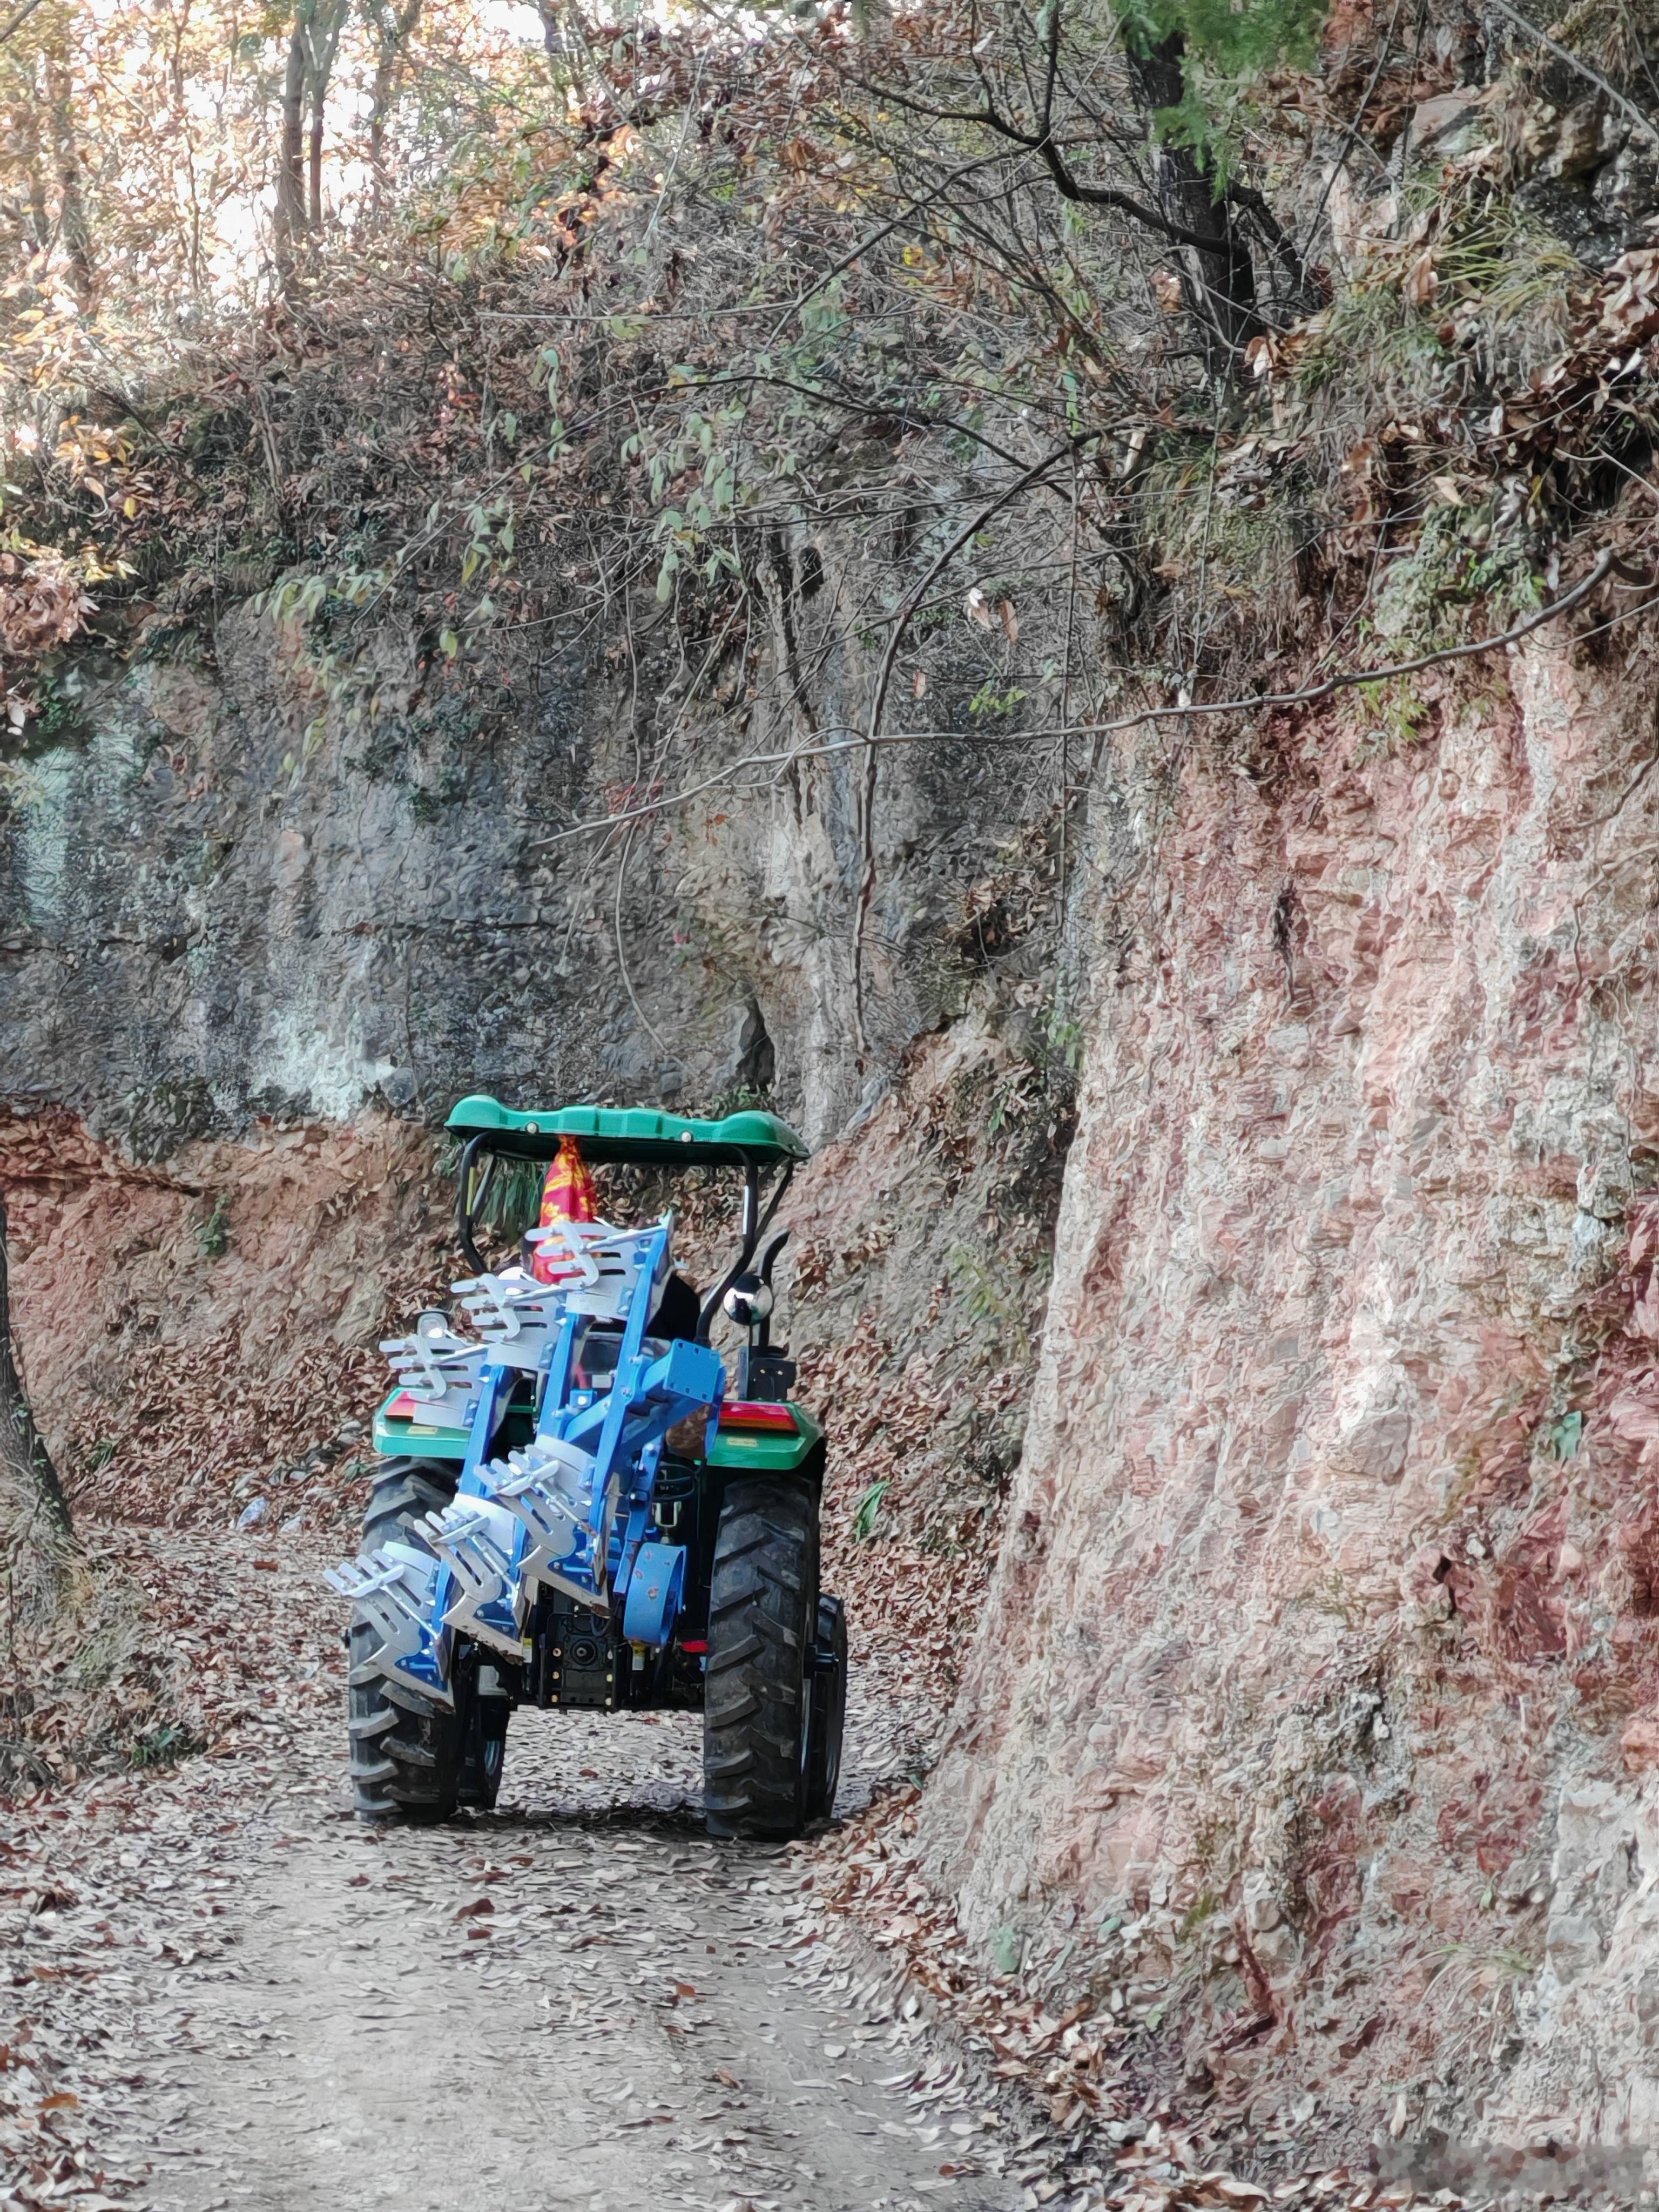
left=453, top=1136, right=797, bottom=1333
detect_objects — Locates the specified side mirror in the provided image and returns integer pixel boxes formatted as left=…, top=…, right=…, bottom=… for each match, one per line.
left=720, top=1273, right=774, bottom=1329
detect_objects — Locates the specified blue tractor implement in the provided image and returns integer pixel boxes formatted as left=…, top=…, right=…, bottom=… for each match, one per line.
left=327, top=1097, right=847, bottom=1837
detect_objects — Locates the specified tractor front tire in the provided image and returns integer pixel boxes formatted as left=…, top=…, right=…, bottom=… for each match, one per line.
left=347, top=1456, right=464, bottom=1824
left=704, top=1475, right=818, bottom=1840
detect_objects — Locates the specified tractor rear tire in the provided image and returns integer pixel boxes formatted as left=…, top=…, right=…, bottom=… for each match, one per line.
left=805, top=1593, right=847, bottom=1823
left=703, top=1474, right=818, bottom=1840
left=347, top=1456, right=466, bottom=1824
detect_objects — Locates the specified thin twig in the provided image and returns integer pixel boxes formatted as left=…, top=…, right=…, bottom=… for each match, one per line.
left=763, top=150, right=1024, bottom=348
left=0, top=0, right=45, bottom=45
left=613, top=822, right=668, bottom=1055
left=851, top=437, right=1086, bottom=1051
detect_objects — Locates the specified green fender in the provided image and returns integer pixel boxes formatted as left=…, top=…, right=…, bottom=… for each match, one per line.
left=372, top=1387, right=825, bottom=1471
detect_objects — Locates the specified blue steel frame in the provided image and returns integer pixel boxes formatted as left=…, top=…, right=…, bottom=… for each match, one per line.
left=397, top=1219, right=725, bottom=1701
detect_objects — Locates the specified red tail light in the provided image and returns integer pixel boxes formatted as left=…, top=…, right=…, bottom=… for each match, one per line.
left=717, top=1400, right=797, bottom=1433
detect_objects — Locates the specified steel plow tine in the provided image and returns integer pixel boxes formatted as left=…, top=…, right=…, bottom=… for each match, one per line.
left=422, top=1496, right=524, bottom=1658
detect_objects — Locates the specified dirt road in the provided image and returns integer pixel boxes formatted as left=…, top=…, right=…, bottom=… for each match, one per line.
left=4, top=1528, right=1026, bottom=2212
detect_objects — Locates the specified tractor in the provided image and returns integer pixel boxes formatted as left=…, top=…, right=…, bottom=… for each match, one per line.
left=327, top=1096, right=846, bottom=1838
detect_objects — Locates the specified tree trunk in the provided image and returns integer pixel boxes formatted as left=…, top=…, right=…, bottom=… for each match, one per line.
left=301, top=0, right=346, bottom=241
left=1125, top=33, right=1261, bottom=383
left=307, top=92, right=324, bottom=230
left=0, top=1191, right=73, bottom=1649
left=45, top=43, right=94, bottom=309
left=366, top=0, right=422, bottom=213
left=534, top=1, right=564, bottom=57
left=535, top=0, right=599, bottom=87
left=273, top=12, right=308, bottom=285
left=15, top=91, right=50, bottom=260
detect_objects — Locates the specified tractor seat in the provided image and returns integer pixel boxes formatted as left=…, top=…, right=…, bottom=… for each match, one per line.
left=649, top=1270, right=701, bottom=1343
left=581, top=1269, right=700, bottom=1346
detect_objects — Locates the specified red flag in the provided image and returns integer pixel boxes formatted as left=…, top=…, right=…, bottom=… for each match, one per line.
left=531, top=1137, right=599, bottom=1285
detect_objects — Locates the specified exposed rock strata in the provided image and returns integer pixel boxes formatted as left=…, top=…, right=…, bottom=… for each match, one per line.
left=924, top=625, right=1659, bottom=2153
left=1, top=586, right=1052, bottom=1152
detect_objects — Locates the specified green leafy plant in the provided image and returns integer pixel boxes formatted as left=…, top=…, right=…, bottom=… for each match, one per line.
left=1353, top=676, right=1431, bottom=761
left=195, top=1193, right=232, bottom=1260
left=129, top=1723, right=201, bottom=1769
left=1114, top=0, right=1333, bottom=190
left=968, top=683, right=1028, bottom=720
left=1178, top=1890, right=1220, bottom=1936
left=949, top=1243, right=1030, bottom=1355
left=852, top=1479, right=890, bottom=1542
left=1046, top=1004, right=1084, bottom=1073
left=1114, top=0, right=1330, bottom=71
left=1543, top=1410, right=1585, bottom=1461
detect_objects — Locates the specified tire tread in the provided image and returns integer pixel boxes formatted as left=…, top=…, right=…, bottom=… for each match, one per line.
left=347, top=1457, right=461, bottom=1823
left=702, top=1475, right=818, bottom=1840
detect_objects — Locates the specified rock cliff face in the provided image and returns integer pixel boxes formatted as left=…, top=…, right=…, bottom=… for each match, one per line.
left=2, top=567, right=1051, bottom=1155
left=923, top=619, right=1659, bottom=2154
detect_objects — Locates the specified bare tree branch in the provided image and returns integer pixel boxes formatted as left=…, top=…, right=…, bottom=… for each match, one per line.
left=0, top=0, right=46, bottom=47
left=1486, top=0, right=1659, bottom=152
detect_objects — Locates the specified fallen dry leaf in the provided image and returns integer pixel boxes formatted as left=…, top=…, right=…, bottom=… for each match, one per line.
left=1402, top=249, right=1438, bottom=307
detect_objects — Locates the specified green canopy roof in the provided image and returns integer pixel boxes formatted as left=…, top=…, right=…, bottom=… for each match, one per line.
left=444, top=1094, right=810, bottom=1167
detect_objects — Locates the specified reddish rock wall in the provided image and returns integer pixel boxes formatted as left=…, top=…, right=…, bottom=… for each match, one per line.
left=921, top=626, right=1659, bottom=2158
left=1, top=1110, right=446, bottom=1523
